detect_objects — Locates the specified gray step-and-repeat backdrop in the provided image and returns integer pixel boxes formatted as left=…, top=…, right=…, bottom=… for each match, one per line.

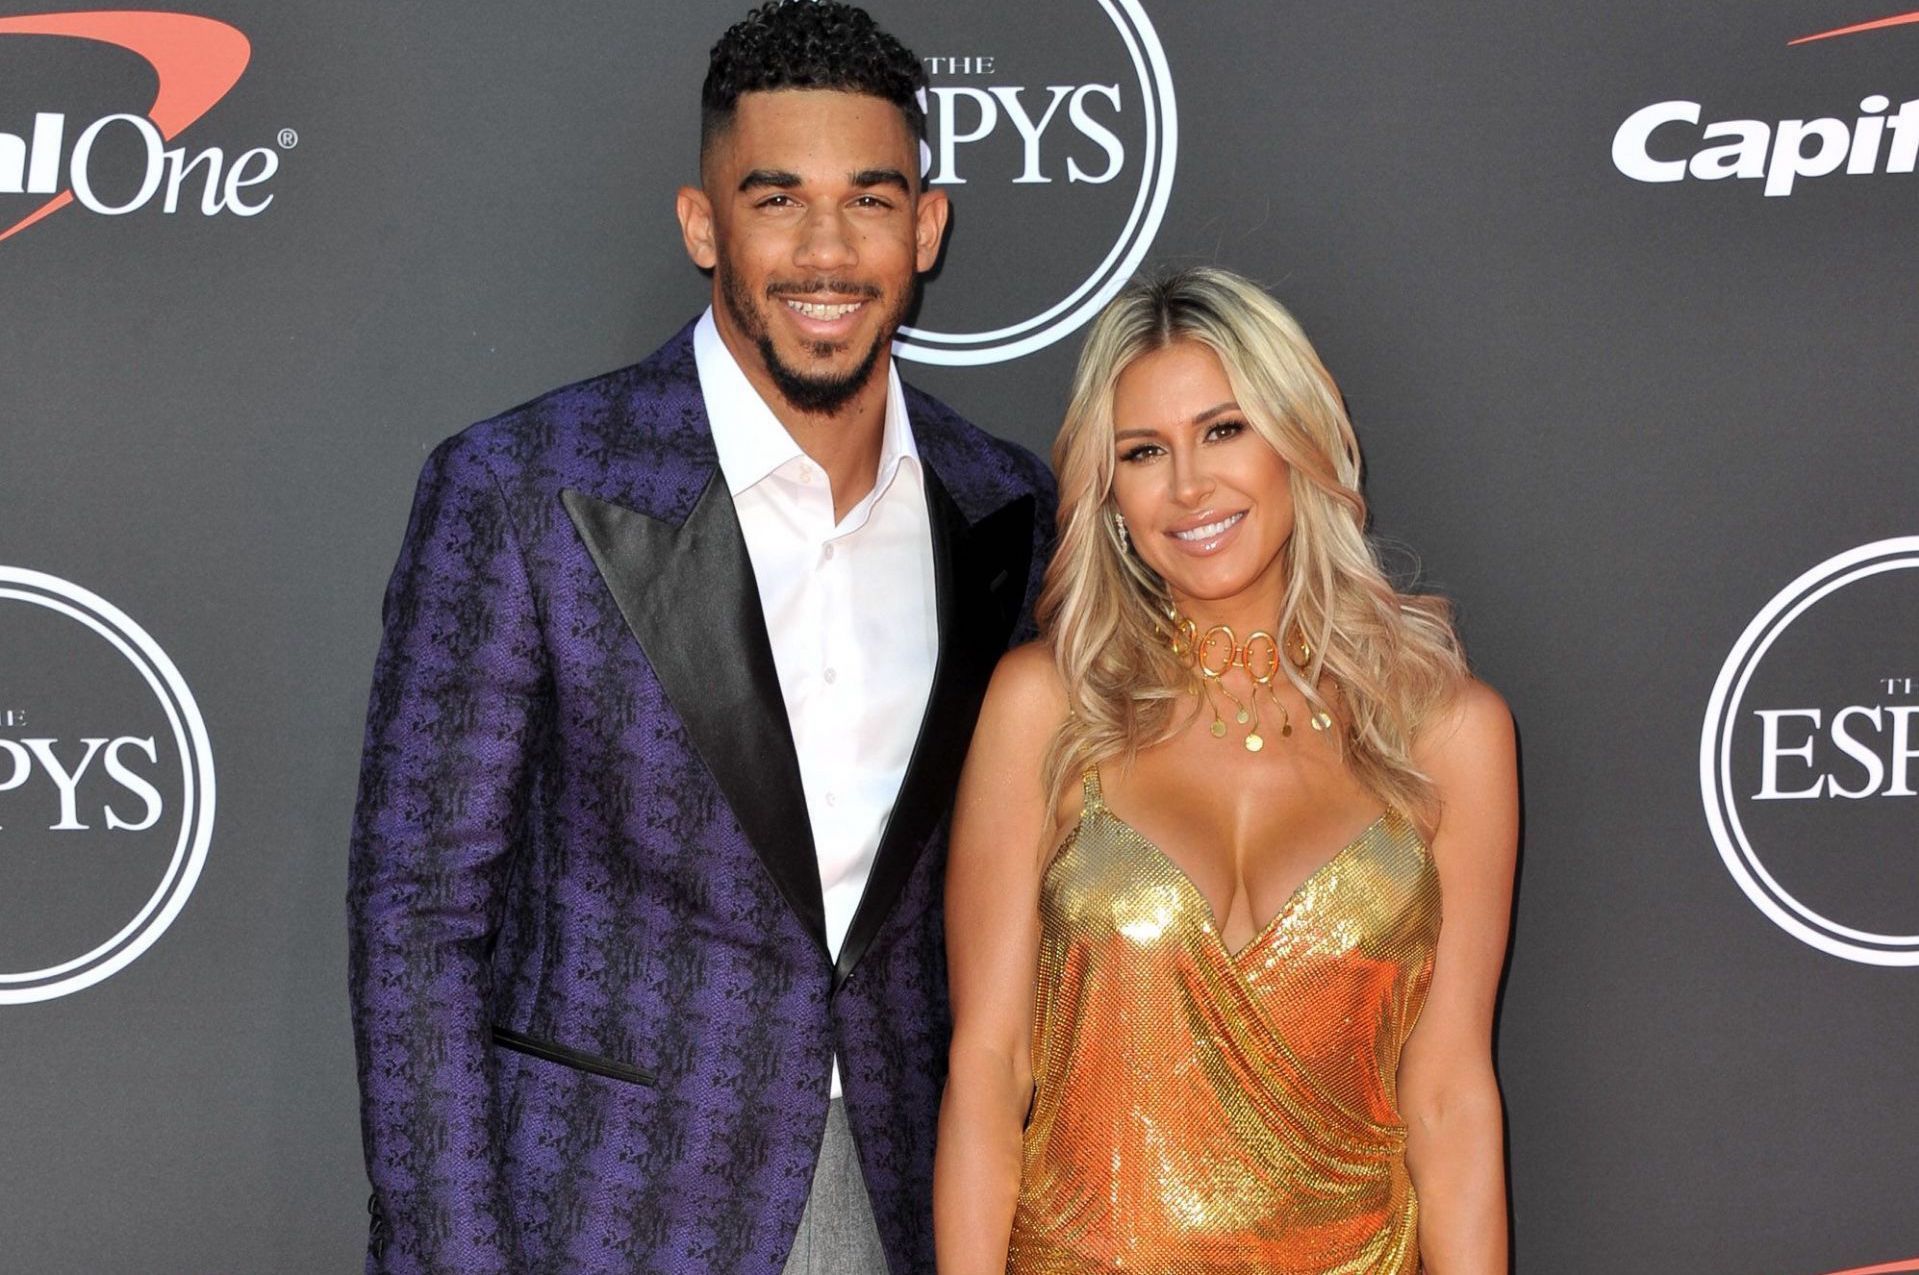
left=3, top=2, right=1914, bottom=1271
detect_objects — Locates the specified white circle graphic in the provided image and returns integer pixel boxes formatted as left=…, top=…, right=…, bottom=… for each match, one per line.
left=0, top=568, right=216, bottom=1002
left=894, top=0, right=1179, bottom=367
left=1699, top=537, right=1919, bottom=965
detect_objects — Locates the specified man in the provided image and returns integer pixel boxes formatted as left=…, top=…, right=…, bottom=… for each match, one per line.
left=347, top=5, right=1055, bottom=1273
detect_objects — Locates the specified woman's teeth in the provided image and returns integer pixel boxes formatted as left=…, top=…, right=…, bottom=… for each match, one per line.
left=1174, top=512, right=1244, bottom=541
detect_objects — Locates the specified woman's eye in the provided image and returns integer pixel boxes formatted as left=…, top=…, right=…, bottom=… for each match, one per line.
left=1119, top=444, right=1163, bottom=463
left=1206, top=419, right=1247, bottom=442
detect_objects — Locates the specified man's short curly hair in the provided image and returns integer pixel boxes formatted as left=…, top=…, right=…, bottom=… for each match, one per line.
left=702, top=2, right=927, bottom=159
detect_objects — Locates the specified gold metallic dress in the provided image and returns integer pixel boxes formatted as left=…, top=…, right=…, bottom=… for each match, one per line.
left=1007, top=768, right=1440, bottom=1274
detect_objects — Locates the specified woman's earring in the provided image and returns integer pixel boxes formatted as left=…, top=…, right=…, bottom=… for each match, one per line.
left=1112, top=511, right=1130, bottom=554
left=1289, top=625, right=1313, bottom=668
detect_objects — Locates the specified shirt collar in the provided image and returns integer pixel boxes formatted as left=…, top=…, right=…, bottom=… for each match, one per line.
left=694, top=307, right=919, bottom=500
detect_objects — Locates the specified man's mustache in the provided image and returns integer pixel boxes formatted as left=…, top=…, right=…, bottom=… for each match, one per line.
left=766, top=280, right=884, bottom=300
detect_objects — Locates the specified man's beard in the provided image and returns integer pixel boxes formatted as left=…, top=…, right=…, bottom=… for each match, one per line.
left=719, top=263, right=907, bottom=416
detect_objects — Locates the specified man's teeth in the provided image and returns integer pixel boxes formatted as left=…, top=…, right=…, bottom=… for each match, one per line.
left=786, top=300, right=863, bottom=320
left=1174, top=512, right=1244, bottom=541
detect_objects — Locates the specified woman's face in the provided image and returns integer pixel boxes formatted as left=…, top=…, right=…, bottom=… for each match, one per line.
left=1107, top=340, right=1295, bottom=613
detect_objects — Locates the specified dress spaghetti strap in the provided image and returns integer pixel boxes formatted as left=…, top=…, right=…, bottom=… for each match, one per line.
left=1080, top=765, right=1104, bottom=813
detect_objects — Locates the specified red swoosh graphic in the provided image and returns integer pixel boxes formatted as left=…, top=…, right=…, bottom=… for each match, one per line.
left=0, top=11, right=250, bottom=242
left=1791, top=9, right=1919, bottom=43
left=1817, top=1260, right=1919, bottom=1275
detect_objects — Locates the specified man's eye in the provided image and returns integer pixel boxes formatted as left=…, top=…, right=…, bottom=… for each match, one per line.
left=757, top=194, right=797, bottom=208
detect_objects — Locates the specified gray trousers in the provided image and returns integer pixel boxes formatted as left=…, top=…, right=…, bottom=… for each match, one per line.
left=781, top=1097, right=889, bottom=1275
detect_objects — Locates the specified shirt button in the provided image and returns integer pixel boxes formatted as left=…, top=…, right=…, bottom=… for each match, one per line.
left=798, top=464, right=815, bottom=485
left=824, top=667, right=838, bottom=684
left=825, top=792, right=838, bottom=807
left=823, top=544, right=835, bottom=561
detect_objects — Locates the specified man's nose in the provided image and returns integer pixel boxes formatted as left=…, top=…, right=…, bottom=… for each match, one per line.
left=795, top=207, right=857, bottom=272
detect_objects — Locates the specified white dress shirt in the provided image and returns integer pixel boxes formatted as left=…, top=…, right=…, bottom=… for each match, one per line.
left=693, top=309, right=938, bottom=1098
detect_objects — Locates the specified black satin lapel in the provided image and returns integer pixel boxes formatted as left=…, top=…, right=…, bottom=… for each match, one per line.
left=833, top=475, right=1038, bottom=989
left=562, top=480, right=828, bottom=955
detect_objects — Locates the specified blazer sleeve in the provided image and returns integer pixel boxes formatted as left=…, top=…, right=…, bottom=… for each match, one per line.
left=347, top=433, right=545, bottom=1274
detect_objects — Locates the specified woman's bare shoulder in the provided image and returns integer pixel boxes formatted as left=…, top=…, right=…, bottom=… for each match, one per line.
left=1413, top=676, right=1518, bottom=846
left=963, top=641, right=1071, bottom=818
left=1412, top=675, right=1512, bottom=787
left=982, top=640, right=1069, bottom=726
left=955, top=642, right=1074, bottom=866
left=1415, top=677, right=1512, bottom=766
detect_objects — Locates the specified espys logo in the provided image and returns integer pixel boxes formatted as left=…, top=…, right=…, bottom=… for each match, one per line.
left=1613, top=9, right=1918, bottom=196
left=1701, top=538, right=1919, bottom=966
left=0, top=11, right=287, bottom=243
left=0, top=568, right=215, bottom=1003
left=893, top=0, right=1176, bottom=366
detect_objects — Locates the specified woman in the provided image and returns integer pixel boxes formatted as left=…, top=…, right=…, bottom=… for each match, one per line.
left=934, top=267, right=1517, bottom=1273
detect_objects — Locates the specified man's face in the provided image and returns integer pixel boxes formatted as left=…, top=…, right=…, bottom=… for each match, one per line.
left=679, top=89, right=948, bottom=416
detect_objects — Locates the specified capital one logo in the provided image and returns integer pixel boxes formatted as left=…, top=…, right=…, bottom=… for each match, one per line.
left=1811, top=1259, right=1919, bottom=1275
left=1701, top=538, right=1919, bottom=965
left=0, top=11, right=285, bottom=243
left=894, top=0, right=1177, bottom=366
left=1612, top=10, right=1919, bottom=196
left=0, top=568, right=215, bottom=1003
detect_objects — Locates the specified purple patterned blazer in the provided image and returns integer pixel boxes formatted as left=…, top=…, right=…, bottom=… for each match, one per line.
left=348, top=321, right=1055, bottom=1274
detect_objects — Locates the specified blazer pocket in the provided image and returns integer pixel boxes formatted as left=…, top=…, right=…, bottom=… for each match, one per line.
left=491, top=1024, right=658, bottom=1087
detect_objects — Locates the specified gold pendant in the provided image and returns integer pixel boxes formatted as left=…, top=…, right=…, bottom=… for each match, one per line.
left=1177, top=618, right=1307, bottom=755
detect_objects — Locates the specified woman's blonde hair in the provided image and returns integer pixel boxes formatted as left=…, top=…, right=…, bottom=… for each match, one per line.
left=1038, top=266, right=1468, bottom=822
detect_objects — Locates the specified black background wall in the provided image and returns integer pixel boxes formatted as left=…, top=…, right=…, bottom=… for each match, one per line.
left=2, top=3, right=1914, bottom=1271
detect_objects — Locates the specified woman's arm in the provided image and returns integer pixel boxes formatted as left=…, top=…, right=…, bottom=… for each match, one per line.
left=1399, top=679, right=1520, bottom=1274
left=934, top=643, right=1067, bottom=1275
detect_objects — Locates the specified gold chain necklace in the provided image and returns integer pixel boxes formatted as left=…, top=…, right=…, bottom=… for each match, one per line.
left=1170, top=616, right=1335, bottom=752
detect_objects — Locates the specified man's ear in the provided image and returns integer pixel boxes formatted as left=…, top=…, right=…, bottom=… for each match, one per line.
left=677, top=185, right=718, bottom=270
left=914, top=187, right=950, bottom=273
